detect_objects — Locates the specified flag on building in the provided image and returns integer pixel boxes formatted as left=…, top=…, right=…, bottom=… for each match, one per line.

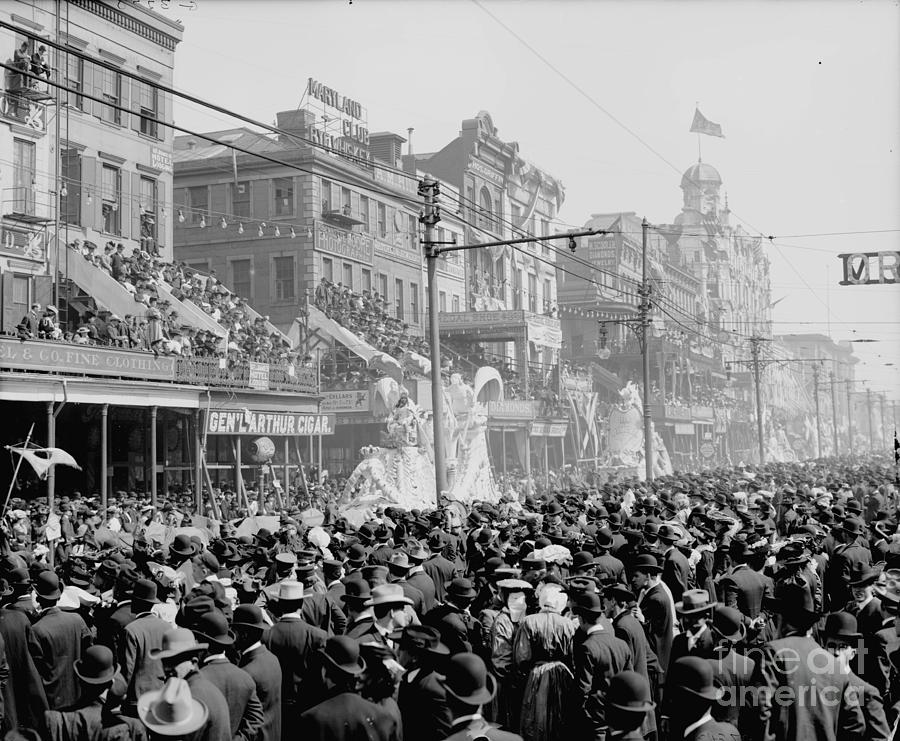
left=690, top=108, right=725, bottom=138
left=6, top=446, right=81, bottom=479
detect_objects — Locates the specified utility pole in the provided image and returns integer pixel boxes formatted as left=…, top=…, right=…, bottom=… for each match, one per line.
left=880, top=393, right=887, bottom=449
left=829, top=371, right=839, bottom=455
left=847, top=384, right=853, bottom=455
left=866, top=388, right=875, bottom=449
left=419, top=176, right=446, bottom=503
left=750, top=337, right=765, bottom=464
left=640, top=218, right=654, bottom=482
left=812, top=364, right=823, bottom=458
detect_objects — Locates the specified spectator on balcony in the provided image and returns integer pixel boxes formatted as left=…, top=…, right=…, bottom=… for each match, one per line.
left=39, top=306, right=62, bottom=340
left=13, top=41, right=30, bottom=87
left=15, top=321, right=33, bottom=341
left=146, top=296, right=166, bottom=357
left=107, top=315, right=128, bottom=348
left=30, top=45, right=51, bottom=83
left=21, top=302, right=42, bottom=336
left=74, top=326, right=91, bottom=345
left=111, top=243, right=127, bottom=281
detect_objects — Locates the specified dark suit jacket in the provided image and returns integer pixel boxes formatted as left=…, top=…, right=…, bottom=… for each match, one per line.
left=390, top=578, right=425, bottom=617
left=612, top=611, right=658, bottom=738
left=185, top=669, right=231, bottom=741
left=573, top=624, right=633, bottom=737
left=301, top=592, right=347, bottom=636
left=398, top=666, right=452, bottom=740
left=682, top=716, right=742, bottom=741
left=718, top=565, right=769, bottom=623
left=847, top=596, right=884, bottom=637
left=669, top=624, right=716, bottom=664
left=755, top=635, right=866, bottom=741
left=848, top=672, right=891, bottom=741
left=121, top=612, right=168, bottom=706
left=423, top=554, right=457, bottom=603
left=238, top=644, right=282, bottom=741
left=95, top=601, right=134, bottom=661
left=298, top=691, right=401, bottom=740
left=639, top=583, right=674, bottom=678
left=200, top=657, right=264, bottom=741
left=27, top=607, right=91, bottom=709
left=707, top=648, right=756, bottom=729
left=424, top=603, right=482, bottom=656
left=0, top=606, right=47, bottom=730
left=662, top=547, right=692, bottom=603
left=443, top=717, right=522, bottom=740
left=264, top=615, right=328, bottom=712
left=407, top=569, right=437, bottom=613
left=595, top=552, right=626, bottom=585
left=864, top=624, right=900, bottom=701
left=826, top=543, right=871, bottom=609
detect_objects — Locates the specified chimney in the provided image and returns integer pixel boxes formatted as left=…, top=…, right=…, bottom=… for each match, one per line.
left=369, top=132, right=407, bottom=168
left=407, top=127, right=414, bottom=156
left=275, top=110, right=316, bottom=143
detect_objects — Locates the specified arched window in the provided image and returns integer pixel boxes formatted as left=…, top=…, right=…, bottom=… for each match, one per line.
left=479, top=187, right=493, bottom=231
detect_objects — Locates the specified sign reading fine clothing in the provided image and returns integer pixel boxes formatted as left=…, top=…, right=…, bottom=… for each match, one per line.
left=0, top=339, right=175, bottom=379
left=206, top=410, right=335, bottom=436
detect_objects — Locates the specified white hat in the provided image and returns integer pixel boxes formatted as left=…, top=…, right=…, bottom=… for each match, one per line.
left=138, top=678, right=208, bottom=737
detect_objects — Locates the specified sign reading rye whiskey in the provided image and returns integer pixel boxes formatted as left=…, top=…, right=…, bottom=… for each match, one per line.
left=838, top=251, right=900, bottom=285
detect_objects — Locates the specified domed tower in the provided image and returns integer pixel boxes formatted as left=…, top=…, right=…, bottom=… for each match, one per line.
left=680, top=160, right=722, bottom=222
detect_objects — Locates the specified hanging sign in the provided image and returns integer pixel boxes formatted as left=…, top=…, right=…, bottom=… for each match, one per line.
left=838, top=251, right=900, bottom=285
left=206, top=410, right=335, bottom=436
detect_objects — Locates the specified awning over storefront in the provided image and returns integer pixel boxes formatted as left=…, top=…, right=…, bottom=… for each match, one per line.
left=0, top=375, right=201, bottom=408
left=307, top=305, right=402, bottom=381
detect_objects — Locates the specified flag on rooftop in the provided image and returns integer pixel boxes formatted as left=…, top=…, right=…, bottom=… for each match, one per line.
left=690, top=108, right=725, bottom=138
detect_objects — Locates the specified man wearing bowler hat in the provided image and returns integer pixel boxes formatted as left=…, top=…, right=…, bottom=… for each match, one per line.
left=193, top=611, right=264, bottom=741
left=605, top=670, right=656, bottom=741
left=670, top=590, right=717, bottom=664
left=121, top=578, right=169, bottom=713
left=754, top=581, right=865, bottom=741
left=706, top=606, right=756, bottom=730
left=233, top=605, right=282, bottom=741
left=630, top=554, right=675, bottom=681
left=659, top=525, right=691, bottom=604
left=298, top=636, right=401, bottom=740
left=665, top=657, right=739, bottom=741
left=826, top=517, right=873, bottom=611
left=28, top=571, right=92, bottom=709
left=395, top=625, right=452, bottom=740
left=425, top=578, right=483, bottom=656
left=441, top=652, right=521, bottom=740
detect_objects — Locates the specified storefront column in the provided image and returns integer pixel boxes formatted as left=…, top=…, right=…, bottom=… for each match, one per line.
left=194, top=409, right=202, bottom=513
left=100, top=405, right=108, bottom=517
left=543, top=437, right=549, bottom=487
left=524, top=431, right=532, bottom=496
left=502, top=431, right=508, bottom=475
left=46, top=401, right=55, bottom=514
left=318, top=431, right=323, bottom=479
left=235, top=435, right=242, bottom=498
left=283, top=438, right=290, bottom=496
left=150, top=406, right=158, bottom=509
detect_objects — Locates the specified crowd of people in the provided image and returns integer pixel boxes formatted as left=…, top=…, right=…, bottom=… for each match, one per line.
left=65, top=240, right=293, bottom=363
left=0, top=455, right=897, bottom=741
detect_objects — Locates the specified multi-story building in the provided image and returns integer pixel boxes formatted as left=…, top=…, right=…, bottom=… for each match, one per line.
left=408, top=111, right=568, bottom=481
left=0, top=3, right=322, bottom=507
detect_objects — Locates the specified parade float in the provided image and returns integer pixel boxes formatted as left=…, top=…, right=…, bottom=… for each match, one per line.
left=601, top=382, right=674, bottom=480
left=339, top=370, right=501, bottom=522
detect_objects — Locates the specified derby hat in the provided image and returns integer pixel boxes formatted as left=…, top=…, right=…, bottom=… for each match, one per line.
left=574, top=591, right=606, bottom=614
left=669, top=657, right=722, bottom=701
left=566, top=576, right=599, bottom=594
left=607, top=670, right=656, bottom=713
left=138, top=677, right=209, bottom=737
left=821, top=611, right=863, bottom=641
left=595, top=529, right=615, bottom=549
left=74, top=645, right=117, bottom=685
left=572, top=551, right=598, bottom=571
left=675, top=589, right=717, bottom=616
left=711, top=606, right=745, bottom=643
left=405, top=541, right=429, bottom=561
left=132, top=578, right=160, bottom=605
left=231, top=604, right=268, bottom=632
left=192, top=610, right=234, bottom=647
left=7, top=567, right=30, bottom=588
left=340, top=578, right=372, bottom=605
left=657, top=525, right=681, bottom=544
left=35, top=571, right=61, bottom=600
left=365, top=584, right=413, bottom=607
left=398, top=625, right=449, bottom=656
left=630, top=554, right=662, bottom=574
left=837, top=517, right=865, bottom=537
left=444, top=653, right=496, bottom=705
left=150, top=628, right=208, bottom=661
left=345, top=543, right=368, bottom=564
left=361, top=565, right=389, bottom=582
left=545, top=501, right=564, bottom=517
left=169, top=534, right=198, bottom=558
left=388, top=553, right=412, bottom=572
left=444, top=578, right=477, bottom=601
left=603, top=583, right=636, bottom=604
left=320, top=636, right=366, bottom=676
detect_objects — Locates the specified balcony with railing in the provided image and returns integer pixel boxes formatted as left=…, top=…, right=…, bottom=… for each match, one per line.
left=0, top=335, right=318, bottom=395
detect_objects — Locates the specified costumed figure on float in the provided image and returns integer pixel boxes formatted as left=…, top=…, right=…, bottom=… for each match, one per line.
left=602, top=382, right=673, bottom=480
left=340, top=370, right=501, bottom=523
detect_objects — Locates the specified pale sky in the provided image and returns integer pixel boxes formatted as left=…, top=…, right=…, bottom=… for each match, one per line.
left=168, top=0, right=900, bottom=403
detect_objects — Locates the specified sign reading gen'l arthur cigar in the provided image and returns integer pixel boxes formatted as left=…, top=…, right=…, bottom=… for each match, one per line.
left=206, top=410, right=335, bottom=436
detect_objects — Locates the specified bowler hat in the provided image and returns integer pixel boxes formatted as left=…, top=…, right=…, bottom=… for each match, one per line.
left=170, top=534, right=197, bottom=558
left=132, top=579, right=160, bottom=605
left=838, top=517, right=865, bottom=537
left=595, top=529, right=615, bottom=549
left=657, top=525, right=681, bottom=544
left=604, top=583, right=636, bottom=604
left=847, top=563, right=879, bottom=588
left=320, top=636, right=366, bottom=676
left=821, top=611, right=862, bottom=641
left=574, top=591, right=606, bottom=614
left=608, top=670, right=656, bottom=713
left=340, top=579, right=372, bottom=605
left=711, top=606, right=745, bottom=643
left=35, top=571, right=61, bottom=600
left=443, top=653, right=496, bottom=705
left=572, top=551, right=598, bottom=571
left=74, top=645, right=117, bottom=685
left=345, top=543, right=367, bottom=563
left=630, top=554, right=662, bottom=574
left=192, top=610, right=234, bottom=647
left=231, top=604, right=268, bottom=632
left=444, top=578, right=477, bottom=601
left=669, top=657, right=722, bottom=701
